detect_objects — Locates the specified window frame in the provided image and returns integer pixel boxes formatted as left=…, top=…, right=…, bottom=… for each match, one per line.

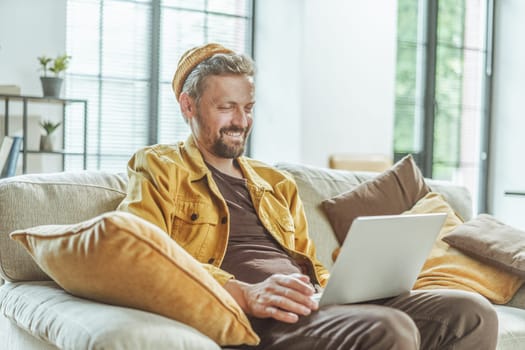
left=394, top=0, right=495, bottom=212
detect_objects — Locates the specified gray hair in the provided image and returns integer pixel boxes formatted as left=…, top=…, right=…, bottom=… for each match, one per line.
left=181, top=53, right=255, bottom=104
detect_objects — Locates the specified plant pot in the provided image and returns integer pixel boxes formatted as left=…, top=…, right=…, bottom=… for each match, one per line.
left=40, top=134, right=55, bottom=151
left=40, top=77, right=63, bottom=98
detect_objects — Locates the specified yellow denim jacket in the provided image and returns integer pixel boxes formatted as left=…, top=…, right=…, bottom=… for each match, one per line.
left=118, top=136, right=330, bottom=287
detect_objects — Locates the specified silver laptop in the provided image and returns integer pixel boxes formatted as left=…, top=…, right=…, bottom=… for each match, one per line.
left=313, top=213, right=446, bottom=306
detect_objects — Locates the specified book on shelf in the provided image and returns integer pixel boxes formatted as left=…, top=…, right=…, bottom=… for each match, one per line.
left=0, top=136, right=22, bottom=178
left=0, top=137, right=14, bottom=174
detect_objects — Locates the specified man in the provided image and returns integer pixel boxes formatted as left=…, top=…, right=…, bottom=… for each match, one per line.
left=118, top=43, right=498, bottom=349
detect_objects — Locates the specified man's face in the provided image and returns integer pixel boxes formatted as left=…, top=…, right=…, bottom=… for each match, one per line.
left=189, top=74, right=255, bottom=160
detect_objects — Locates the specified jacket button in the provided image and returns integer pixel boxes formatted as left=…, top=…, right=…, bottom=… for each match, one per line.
left=221, top=217, right=227, bottom=224
left=190, top=213, right=198, bottom=221
left=208, top=258, right=215, bottom=264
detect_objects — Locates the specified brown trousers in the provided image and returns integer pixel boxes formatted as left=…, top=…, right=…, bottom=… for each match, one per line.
left=230, top=289, right=498, bottom=350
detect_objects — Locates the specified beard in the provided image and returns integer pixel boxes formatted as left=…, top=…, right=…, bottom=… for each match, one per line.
left=212, top=126, right=249, bottom=159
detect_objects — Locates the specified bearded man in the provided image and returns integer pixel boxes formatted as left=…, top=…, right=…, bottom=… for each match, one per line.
left=118, top=43, right=498, bottom=350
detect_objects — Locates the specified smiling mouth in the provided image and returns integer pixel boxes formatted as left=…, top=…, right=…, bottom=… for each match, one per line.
left=221, top=128, right=245, bottom=140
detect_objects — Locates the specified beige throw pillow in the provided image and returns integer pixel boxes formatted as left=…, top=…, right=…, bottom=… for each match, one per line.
left=322, top=154, right=430, bottom=244
left=443, top=214, right=525, bottom=277
left=408, top=193, right=524, bottom=304
left=10, top=211, right=259, bottom=346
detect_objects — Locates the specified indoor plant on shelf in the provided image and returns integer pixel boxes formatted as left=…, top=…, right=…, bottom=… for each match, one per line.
left=38, top=54, right=71, bottom=98
left=39, top=120, right=61, bottom=151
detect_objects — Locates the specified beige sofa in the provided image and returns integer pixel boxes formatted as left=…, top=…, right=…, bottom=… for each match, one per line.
left=1, top=163, right=525, bottom=349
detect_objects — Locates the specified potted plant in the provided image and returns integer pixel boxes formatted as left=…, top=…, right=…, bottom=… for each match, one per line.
left=39, top=120, right=62, bottom=151
left=38, top=54, right=71, bottom=98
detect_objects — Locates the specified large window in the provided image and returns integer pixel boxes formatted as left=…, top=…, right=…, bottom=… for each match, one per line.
left=64, top=0, right=254, bottom=172
left=394, top=0, right=493, bottom=212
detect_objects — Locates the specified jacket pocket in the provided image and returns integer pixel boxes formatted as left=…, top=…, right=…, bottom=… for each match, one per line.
left=171, top=200, right=219, bottom=255
left=273, top=209, right=296, bottom=248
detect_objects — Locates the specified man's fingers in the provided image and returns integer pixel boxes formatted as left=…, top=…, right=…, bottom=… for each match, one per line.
left=276, top=286, right=318, bottom=311
left=264, top=275, right=319, bottom=311
left=291, top=273, right=311, bottom=283
left=273, top=274, right=316, bottom=296
left=256, top=292, right=312, bottom=317
left=243, top=274, right=319, bottom=322
left=253, top=302, right=300, bottom=324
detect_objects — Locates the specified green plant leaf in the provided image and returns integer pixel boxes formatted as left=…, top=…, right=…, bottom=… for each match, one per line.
left=37, top=54, right=71, bottom=77
left=39, top=120, right=62, bottom=135
left=37, top=55, right=52, bottom=77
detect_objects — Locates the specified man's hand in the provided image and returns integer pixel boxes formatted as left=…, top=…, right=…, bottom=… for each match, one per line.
left=224, top=273, right=319, bottom=323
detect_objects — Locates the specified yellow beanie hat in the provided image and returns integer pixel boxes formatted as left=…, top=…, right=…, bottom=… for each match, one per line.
left=171, top=43, right=234, bottom=102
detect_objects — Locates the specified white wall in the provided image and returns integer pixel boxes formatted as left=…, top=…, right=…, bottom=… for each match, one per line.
left=253, top=0, right=398, bottom=167
left=0, top=0, right=66, bottom=95
left=251, top=0, right=304, bottom=164
left=489, top=0, right=525, bottom=228
left=0, top=0, right=67, bottom=174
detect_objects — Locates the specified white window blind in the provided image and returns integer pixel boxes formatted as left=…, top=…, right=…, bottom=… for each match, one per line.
left=64, top=0, right=253, bottom=172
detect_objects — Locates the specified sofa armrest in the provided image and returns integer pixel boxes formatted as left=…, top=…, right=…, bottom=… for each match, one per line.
left=0, top=171, right=127, bottom=282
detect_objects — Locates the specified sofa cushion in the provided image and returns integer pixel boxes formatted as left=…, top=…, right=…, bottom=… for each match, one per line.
left=0, top=171, right=127, bottom=282
left=10, top=211, right=259, bottom=346
left=0, top=281, right=222, bottom=350
left=443, top=214, right=525, bottom=277
left=409, top=193, right=524, bottom=304
left=321, top=154, right=430, bottom=244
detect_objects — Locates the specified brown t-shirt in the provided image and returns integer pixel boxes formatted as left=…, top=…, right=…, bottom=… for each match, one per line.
left=207, top=162, right=303, bottom=284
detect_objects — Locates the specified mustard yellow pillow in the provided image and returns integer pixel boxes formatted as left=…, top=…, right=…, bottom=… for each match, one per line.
left=10, top=211, right=259, bottom=346
left=407, top=192, right=524, bottom=304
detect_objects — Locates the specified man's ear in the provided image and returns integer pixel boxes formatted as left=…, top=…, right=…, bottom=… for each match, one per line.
left=179, top=92, right=195, bottom=123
